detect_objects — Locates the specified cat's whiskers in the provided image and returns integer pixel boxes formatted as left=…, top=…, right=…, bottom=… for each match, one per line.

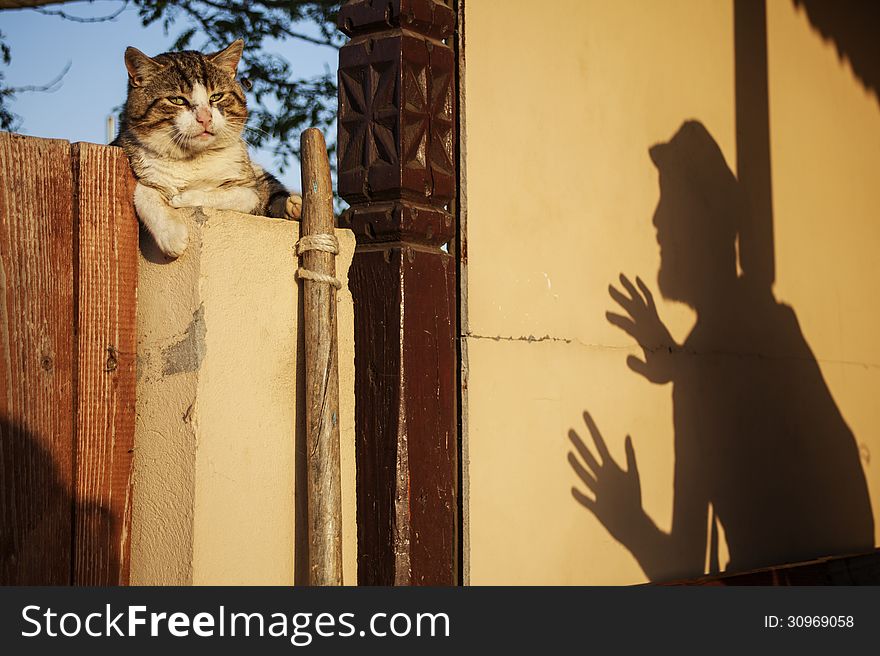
left=224, top=118, right=271, bottom=140
left=243, top=126, right=272, bottom=139
left=167, top=130, right=189, bottom=157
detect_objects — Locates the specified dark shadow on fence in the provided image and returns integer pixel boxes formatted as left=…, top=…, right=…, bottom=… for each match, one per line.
left=567, top=121, right=874, bottom=582
left=1, top=417, right=116, bottom=585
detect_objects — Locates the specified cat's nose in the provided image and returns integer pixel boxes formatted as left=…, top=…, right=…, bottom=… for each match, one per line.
left=195, top=107, right=213, bottom=131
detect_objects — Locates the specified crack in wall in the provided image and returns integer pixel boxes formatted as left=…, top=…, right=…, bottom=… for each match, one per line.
left=462, top=331, right=880, bottom=369
left=463, top=332, right=573, bottom=344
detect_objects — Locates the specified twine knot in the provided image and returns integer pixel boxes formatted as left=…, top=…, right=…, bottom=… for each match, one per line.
left=295, top=233, right=341, bottom=289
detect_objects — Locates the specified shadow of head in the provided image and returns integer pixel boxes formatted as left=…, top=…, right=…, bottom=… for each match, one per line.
left=649, top=121, right=744, bottom=308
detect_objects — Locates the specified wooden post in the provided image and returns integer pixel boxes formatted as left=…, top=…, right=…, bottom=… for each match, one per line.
left=299, top=128, right=344, bottom=585
left=337, top=0, right=459, bottom=585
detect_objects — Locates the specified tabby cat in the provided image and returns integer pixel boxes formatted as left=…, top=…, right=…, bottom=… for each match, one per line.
left=113, top=39, right=301, bottom=258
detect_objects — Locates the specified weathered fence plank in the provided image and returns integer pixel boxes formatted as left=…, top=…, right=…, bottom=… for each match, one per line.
left=0, top=132, right=76, bottom=585
left=71, top=142, right=138, bottom=585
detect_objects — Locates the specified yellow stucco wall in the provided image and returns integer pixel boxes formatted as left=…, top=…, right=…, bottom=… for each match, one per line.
left=462, top=0, right=879, bottom=584
left=132, top=209, right=357, bottom=585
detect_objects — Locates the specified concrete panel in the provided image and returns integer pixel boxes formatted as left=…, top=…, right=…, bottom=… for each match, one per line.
left=132, top=208, right=357, bottom=585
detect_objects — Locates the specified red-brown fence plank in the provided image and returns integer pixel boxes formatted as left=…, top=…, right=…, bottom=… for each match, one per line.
left=0, top=132, right=76, bottom=585
left=71, top=142, right=138, bottom=585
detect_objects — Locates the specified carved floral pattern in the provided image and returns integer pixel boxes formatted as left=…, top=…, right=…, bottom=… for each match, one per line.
left=338, top=35, right=455, bottom=203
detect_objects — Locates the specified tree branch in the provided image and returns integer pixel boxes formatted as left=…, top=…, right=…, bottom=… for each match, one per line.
left=29, top=0, right=129, bottom=23
left=192, top=0, right=340, bottom=49
left=7, top=60, right=70, bottom=93
left=0, top=0, right=71, bottom=9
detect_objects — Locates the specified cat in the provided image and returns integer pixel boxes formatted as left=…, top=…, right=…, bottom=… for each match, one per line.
left=113, top=39, right=301, bottom=258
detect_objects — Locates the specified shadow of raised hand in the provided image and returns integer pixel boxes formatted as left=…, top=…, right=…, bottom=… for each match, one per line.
left=606, top=274, right=677, bottom=384
left=567, top=411, right=644, bottom=546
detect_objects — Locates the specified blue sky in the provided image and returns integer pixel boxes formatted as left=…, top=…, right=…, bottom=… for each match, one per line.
left=0, top=1, right=338, bottom=191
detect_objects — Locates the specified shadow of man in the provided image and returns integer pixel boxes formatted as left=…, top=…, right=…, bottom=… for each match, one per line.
left=568, top=121, right=874, bottom=582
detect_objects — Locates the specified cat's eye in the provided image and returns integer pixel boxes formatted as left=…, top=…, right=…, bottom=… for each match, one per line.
left=168, top=97, right=187, bottom=106
left=209, top=93, right=224, bottom=103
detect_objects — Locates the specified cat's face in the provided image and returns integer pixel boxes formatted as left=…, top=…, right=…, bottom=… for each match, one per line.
left=122, top=40, right=247, bottom=157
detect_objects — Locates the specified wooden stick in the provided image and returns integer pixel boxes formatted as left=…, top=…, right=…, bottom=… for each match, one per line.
left=299, top=128, right=343, bottom=585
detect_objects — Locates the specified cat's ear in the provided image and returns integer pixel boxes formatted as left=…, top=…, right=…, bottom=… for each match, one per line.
left=208, top=39, right=244, bottom=77
left=124, top=47, right=162, bottom=87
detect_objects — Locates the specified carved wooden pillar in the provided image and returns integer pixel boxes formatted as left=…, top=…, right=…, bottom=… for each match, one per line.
left=337, top=0, right=457, bottom=585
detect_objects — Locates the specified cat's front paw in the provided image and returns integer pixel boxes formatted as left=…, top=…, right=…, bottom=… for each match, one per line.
left=285, top=194, right=302, bottom=220
left=169, top=190, right=209, bottom=208
left=152, top=218, right=189, bottom=259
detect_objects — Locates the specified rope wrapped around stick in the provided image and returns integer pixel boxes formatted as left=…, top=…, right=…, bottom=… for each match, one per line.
left=296, top=233, right=342, bottom=289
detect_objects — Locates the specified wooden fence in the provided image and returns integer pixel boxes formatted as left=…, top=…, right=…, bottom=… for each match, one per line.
left=0, top=132, right=137, bottom=585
